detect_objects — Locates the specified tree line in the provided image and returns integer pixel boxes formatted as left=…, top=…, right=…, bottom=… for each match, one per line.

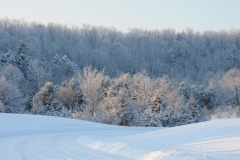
left=0, top=18, right=240, bottom=126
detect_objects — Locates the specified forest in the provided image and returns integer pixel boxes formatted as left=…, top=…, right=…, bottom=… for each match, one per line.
left=0, top=18, right=240, bottom=127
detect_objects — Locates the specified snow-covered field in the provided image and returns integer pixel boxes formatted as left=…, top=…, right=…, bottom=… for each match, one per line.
left=0, top=114, right=240, bottom=160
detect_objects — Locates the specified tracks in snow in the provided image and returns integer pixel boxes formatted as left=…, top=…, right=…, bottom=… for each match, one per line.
left=0, top=133, right=130, bottom=160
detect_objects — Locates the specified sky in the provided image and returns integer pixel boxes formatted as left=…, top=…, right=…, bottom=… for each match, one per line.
left=0, top=0, right=240, bottom=32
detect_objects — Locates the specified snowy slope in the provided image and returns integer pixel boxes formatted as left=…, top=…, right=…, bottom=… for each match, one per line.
left=0, top=114, right=240, bottom=160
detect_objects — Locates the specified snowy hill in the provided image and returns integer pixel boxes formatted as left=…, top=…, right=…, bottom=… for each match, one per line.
left=0, top=114, right=240, bottom=160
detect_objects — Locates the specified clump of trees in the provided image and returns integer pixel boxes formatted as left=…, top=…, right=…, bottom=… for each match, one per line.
left=32, top=79, right=83, bottom=117
left=30, top=67, right=240, bottom=127
left=0, top=18, right=240, bottom=127
left=1, top=18, right=240, bottom=84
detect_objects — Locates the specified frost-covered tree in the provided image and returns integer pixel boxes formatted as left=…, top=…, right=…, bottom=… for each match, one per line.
left=32, top=82, right=54, bottom=114
left=0, top=50, right=13, bottom=63
left=219, top=68, right=240, bottom=107
left=1, top=64, right=23, bottom=87
left=78, top=66, right=104, bottom=117
left=54, top=78, right=83, bottom=112
left=130, top=70, right=154, bottom=109
left=12, top=41, right=30, bottom=78
left=117, top=88, right=135, bottom=126
left=0, top=77, right=24, bottom=113
left=179, top=82, right=212, bottom=122
left=149, top=75, right=194, bottom=126
left=209, top=68, right=240, bottom=115
left=28, top=59, right=50, bottom=91
left=51, top=54, right=77, bottom=84
left=155, top=75, right=179, bottom=109
left=100, top=87, right=121, bottom=124
left=0, top=41, right=31, bottom=80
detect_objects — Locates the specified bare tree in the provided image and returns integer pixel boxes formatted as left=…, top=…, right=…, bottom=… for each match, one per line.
left=219, top=68, right=240, bottom=107
left=0, top=77, right=24, bottom=113
left=78, top=66, right=104, bottom=117
left=28, top=59, right=50, bottom=91
left=1, top=64, right=23, bottom=87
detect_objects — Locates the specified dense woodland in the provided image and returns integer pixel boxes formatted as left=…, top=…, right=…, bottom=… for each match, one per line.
left=0, top=18, right=240, bottom=126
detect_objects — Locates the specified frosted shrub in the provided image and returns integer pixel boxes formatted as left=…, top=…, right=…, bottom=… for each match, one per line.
left=211, top=106, right=238, bottom=120
left=160, top=104, right=195, bottom=127
left=60, top=106, right=72, bottom=118
left=72, top=111, right=82, bottom=119
left=35, top=105, right=48, bottom=115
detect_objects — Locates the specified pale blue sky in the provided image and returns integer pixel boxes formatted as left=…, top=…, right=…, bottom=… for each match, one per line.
left=0, top=0, right=240, bottom=32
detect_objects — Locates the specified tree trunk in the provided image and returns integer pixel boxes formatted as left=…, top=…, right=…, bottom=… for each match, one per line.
left=235, top=86, right=239, bottom=106
left=91, top=106, right=95, bottom=117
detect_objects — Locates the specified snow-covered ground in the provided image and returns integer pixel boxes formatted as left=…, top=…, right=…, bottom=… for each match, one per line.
left=0, top=114, right=240, bottom=160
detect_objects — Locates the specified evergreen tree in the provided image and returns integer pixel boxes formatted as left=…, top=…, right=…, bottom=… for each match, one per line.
left=14, top=41, right=30, bottom=78
left=51, top=54, right=77, bottom=84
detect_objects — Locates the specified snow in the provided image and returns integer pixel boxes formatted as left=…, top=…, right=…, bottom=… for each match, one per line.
left=0, top=114, right=240, bottom=160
